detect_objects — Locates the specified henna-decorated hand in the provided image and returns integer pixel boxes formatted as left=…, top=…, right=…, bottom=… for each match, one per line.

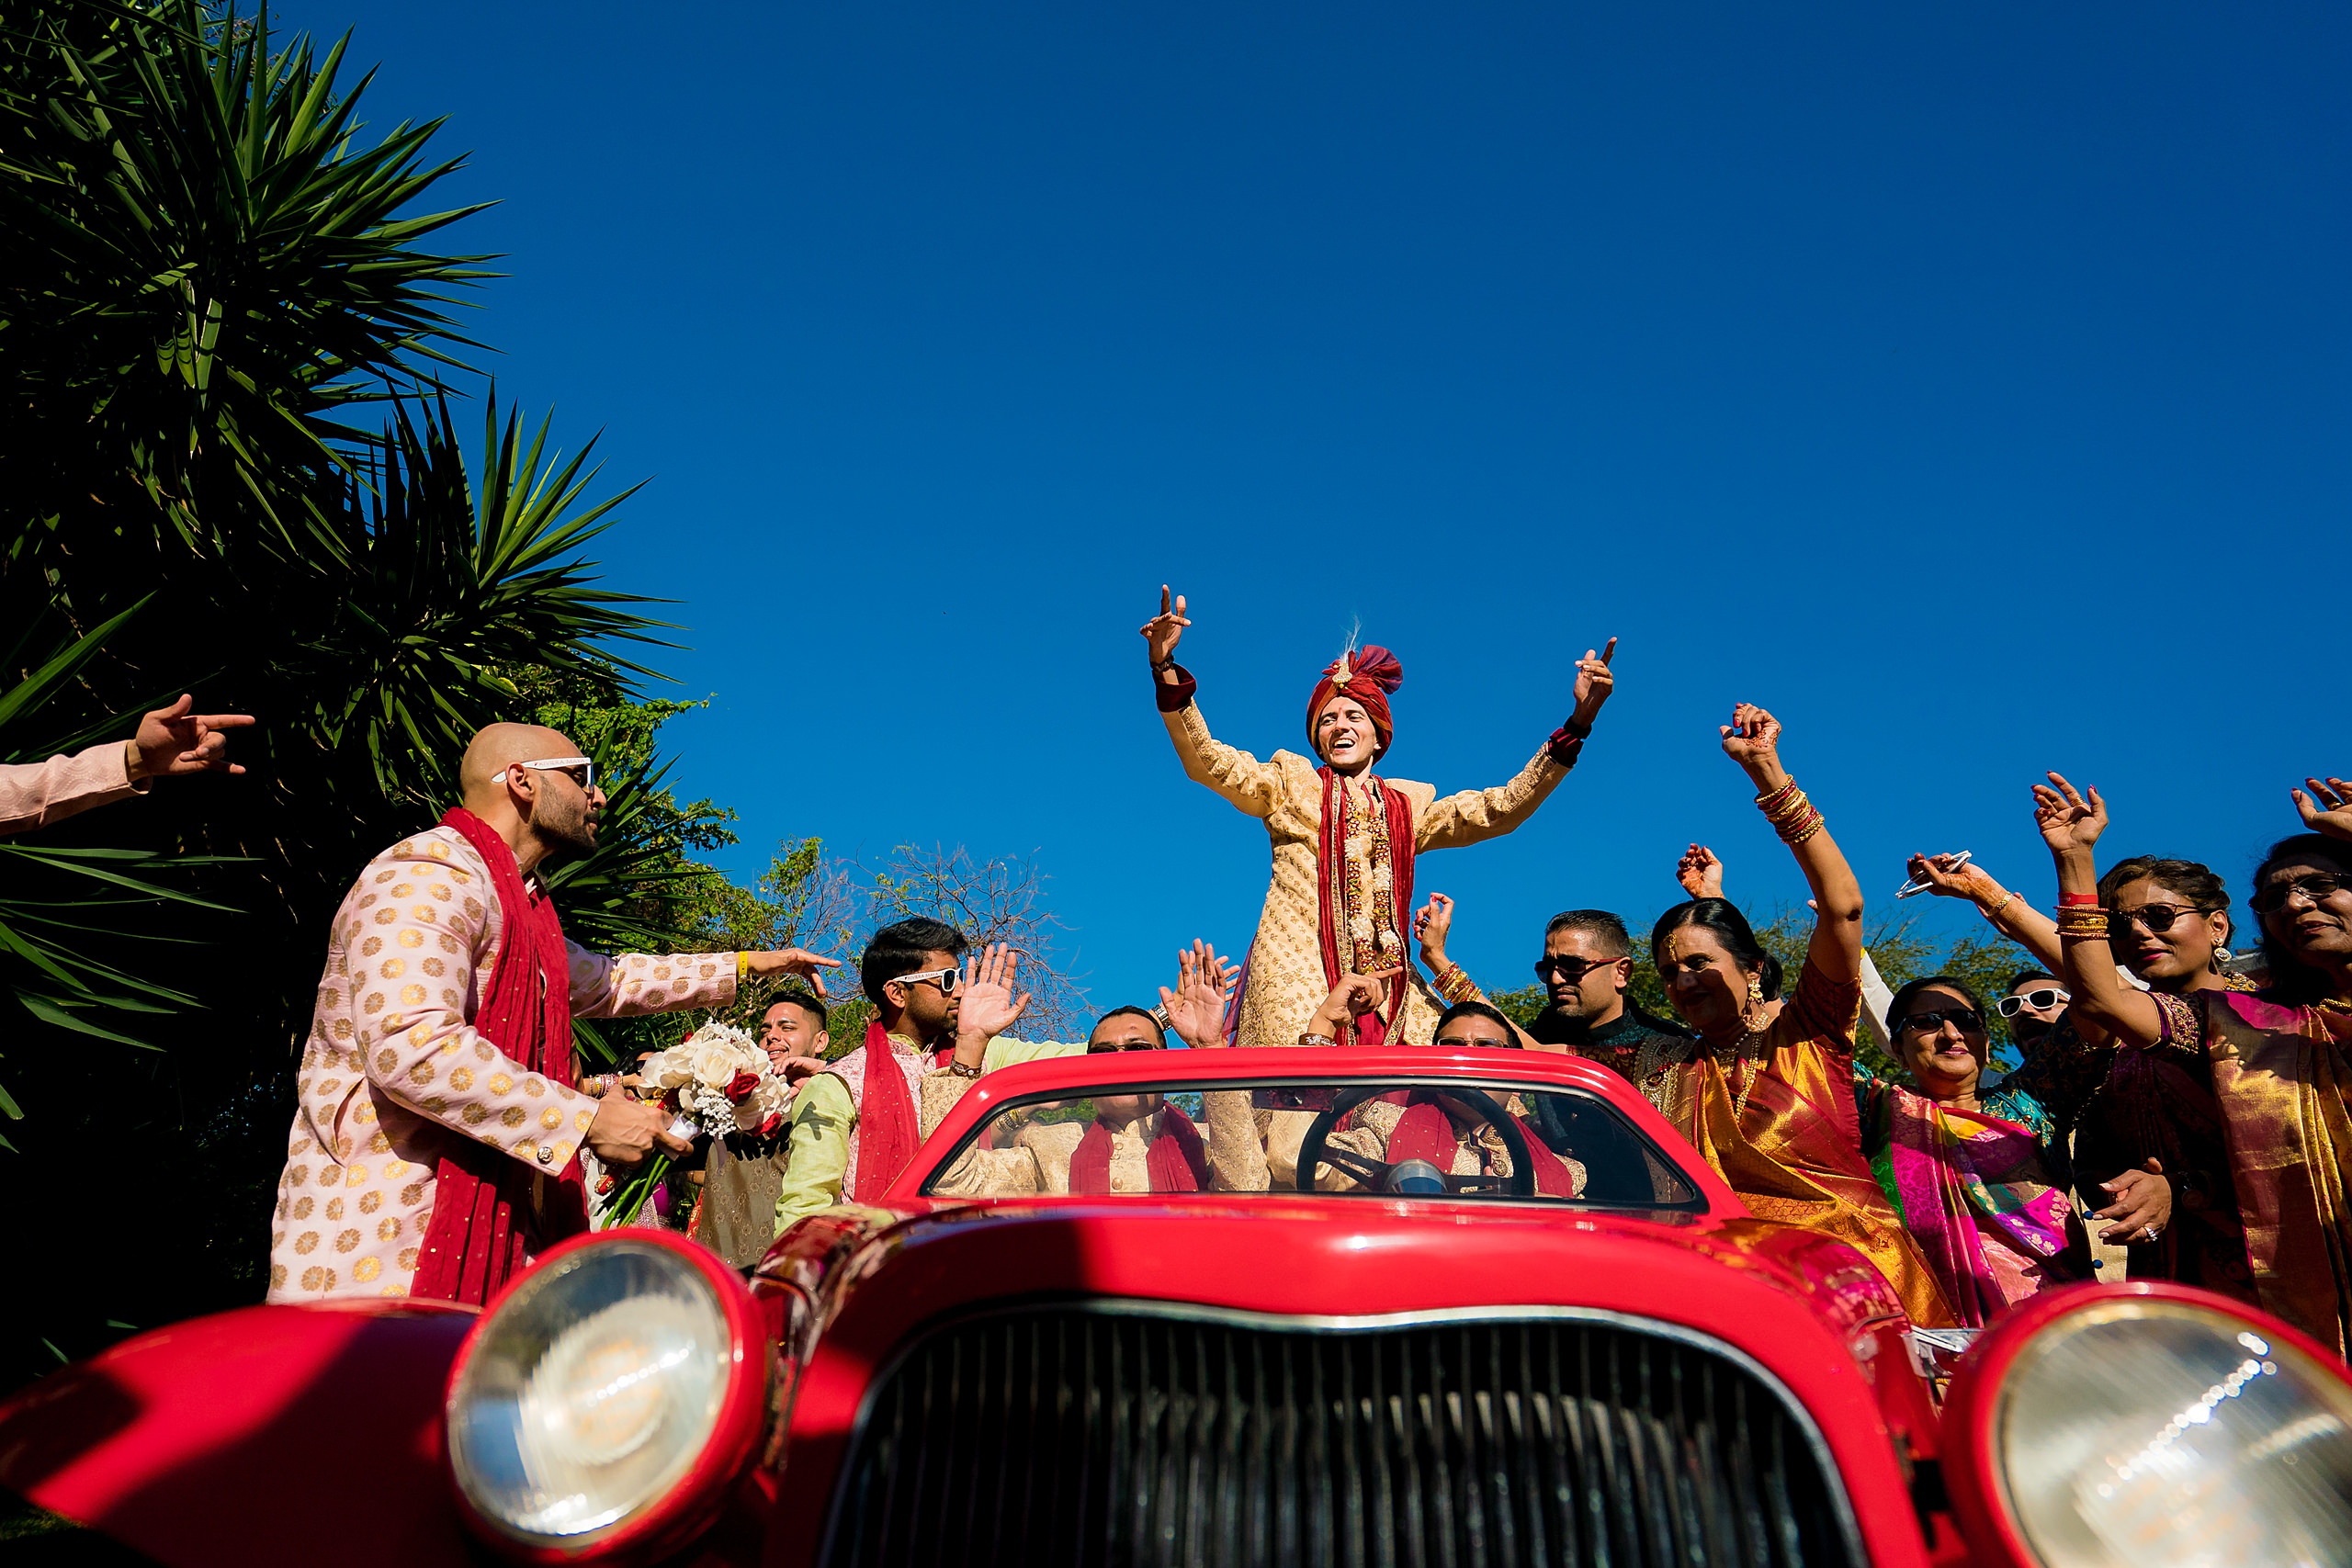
left=1677, top=844, right=1723, bottom=899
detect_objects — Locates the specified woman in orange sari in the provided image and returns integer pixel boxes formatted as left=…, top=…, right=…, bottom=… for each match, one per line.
left=1629, top=703, right=1953, bottom=1326
left=2034, top=772, right=2352, bottom=1359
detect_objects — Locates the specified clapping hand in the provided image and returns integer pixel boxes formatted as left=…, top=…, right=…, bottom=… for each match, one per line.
left=1569, top=637, right=1618, bottom=728
left=129, top=694, right=256, bottom=780
left=1676, top=844, right=1724, bottom=899
left=2292, top=776, right=2352, bottom=843
left=2032, top=773, right=2108, bottom=857
left=1140, top=585, right=1190, bottom=668
left=1159, top=939, right=1239, bottom=1049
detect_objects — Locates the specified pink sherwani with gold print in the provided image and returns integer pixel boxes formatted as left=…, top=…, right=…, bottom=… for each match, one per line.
left=267, top=826, right=737, bottom=1302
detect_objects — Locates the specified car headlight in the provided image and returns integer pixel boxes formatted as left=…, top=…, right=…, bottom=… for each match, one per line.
left=446, top=1233, right=766, bottom=1558
left=1953, top=1290, right=2352, bottom=1568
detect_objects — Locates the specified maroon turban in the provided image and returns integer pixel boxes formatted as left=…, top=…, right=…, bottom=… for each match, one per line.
left=1305, top=646, right=1402, bottom=757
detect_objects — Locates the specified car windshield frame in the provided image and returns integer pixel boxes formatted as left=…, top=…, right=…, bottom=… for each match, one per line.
left=911, top=1069, right=1710, bottom=1213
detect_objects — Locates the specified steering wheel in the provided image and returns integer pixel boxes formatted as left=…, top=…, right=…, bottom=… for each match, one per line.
left=1295, top=1085, right=1536, bottom=1197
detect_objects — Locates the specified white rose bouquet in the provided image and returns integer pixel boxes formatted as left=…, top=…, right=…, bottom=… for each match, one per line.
left=606, top=1021, right=798, bottom=1226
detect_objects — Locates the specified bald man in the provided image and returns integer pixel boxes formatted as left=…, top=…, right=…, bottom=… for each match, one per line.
left=266, top=723, right=837, bottom=1303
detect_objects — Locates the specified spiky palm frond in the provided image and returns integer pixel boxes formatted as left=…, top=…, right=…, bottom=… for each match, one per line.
left=0, top=608, right=235, bottom=1142
left=275, top=390, right=671, bottom=811
left=1, top=0, right=493, bottom=570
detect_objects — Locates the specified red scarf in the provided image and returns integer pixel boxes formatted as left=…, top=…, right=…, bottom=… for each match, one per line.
left=1315, top=770, right=1417, bottom=1043
left=1069, top=1104, right=1207, bottom=1194
left=411, top=809, right=586, bottom=1303
left=1384, top=1097, right=1577, bottom=1197
left=848, top=1019, right=925, bottom=1201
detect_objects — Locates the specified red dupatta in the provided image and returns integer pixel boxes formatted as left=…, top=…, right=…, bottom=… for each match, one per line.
left=847, top=1018, right=926, bottom=1201
left=411, top=809, right=586, bottom=1303
left=1385, top=1096, right=1577, bottom=1196
left=1315, top=768, right=1416, bottom=1044
left=1069, top=1104, right=1207, bottom=1194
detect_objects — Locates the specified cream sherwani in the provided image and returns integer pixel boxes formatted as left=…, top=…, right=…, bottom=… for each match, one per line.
left=1160, top=693, right=1573, bottom=1050
left=267, top=827, right=738, bottom=1302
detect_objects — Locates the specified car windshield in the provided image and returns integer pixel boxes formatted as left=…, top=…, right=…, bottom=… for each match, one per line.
left=918, top=1074, right=1703, bottom=1210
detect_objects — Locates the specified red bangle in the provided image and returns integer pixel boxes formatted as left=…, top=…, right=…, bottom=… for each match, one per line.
left=2057, top=892, right=2100, bottom=907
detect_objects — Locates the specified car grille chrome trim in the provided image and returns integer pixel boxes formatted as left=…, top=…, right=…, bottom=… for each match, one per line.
left=818, top=1301, right=1866, bottom=1568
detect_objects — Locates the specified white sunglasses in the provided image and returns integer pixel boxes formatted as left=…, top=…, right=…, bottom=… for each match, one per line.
left=497, top=756, right=594, bottom=791
left=891, top=965, right=961, bottom=996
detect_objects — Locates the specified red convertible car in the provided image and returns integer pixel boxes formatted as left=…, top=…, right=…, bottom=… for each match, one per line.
left=6, top=1046, right=2351, bottom=1568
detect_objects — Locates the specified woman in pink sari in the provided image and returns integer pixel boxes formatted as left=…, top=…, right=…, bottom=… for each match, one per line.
left=1855, top=976, right=2085, bottom=1326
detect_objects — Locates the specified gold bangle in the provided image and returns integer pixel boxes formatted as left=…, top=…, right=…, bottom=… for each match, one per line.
left=2054, top=906, right=2111, bottom=939
left=1982, top=891, right=2015, bottom=922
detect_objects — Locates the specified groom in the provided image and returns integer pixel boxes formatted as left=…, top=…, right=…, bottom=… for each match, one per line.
left=266, top=722, right=834, bottom=1303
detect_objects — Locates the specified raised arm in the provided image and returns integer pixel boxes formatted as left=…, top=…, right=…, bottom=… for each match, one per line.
left=1905, top=852, right=2064, bottom=976
left=1142, top=585, right=1281, bottom=818
left=1418, top=638, right=1616, bottom=851
left=1413, top=893, right=1542, bottom=1050
left=1677, top=841, right=1888, bottom=1043
left=1723, top=703, right=1863, bottom=986
left=2034, top=773, right=2165, bottom=1048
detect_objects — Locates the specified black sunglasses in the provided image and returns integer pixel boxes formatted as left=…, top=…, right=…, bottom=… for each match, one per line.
left=1894, top=1007, right=1985, bottom=1035
left=1533, top=956, right=1619, bottom=983
left=2249, top=873, right=2350, bottom=915
left=1086, top=1041, right=1160, bottom=1054
left=2108, top=903, right=2215, bottom=937
left=1995, top=987, right=2068, bottom=1019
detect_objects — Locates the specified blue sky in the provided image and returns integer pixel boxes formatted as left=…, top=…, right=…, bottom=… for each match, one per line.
left=282, top=2, right=2347, bottom=1013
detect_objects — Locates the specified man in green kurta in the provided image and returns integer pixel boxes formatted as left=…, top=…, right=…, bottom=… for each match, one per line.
left=773, top=919, right=1081, bottom=1229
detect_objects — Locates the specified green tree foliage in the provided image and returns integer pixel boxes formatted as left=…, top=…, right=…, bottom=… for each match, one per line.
left=0, top=3, right=708, bottom=1386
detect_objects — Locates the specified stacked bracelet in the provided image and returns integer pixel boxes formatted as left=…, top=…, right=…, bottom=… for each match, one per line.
left=2054, top=905, right=2111, bottom=939
left=1430, top=962, right=1480, bottom=1005
left=1756, top=778, right=1825, bottom=845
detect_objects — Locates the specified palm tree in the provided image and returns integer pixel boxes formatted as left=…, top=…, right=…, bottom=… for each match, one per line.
left=0, top=3, right=717, bottom=1381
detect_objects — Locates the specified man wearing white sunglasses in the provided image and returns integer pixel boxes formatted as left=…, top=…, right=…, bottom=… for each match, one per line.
left=774, top=918, right=1088, bottom=1228
left=1996, top=971, right=2071, bottom=1052
left=267, top=722, right=838, bottom=1306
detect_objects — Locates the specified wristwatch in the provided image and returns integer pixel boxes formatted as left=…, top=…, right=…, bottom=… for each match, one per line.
left=946, top=1058, right=983, bottom=1079
left=1297, top=1032, right=1339, bottom=1048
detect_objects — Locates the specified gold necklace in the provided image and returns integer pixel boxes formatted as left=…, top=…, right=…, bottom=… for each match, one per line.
left=1720, top=1027, right=1763, bottom=1124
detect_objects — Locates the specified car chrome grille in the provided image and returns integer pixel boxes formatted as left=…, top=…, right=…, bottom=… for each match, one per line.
left=820, top=1306, right=1860, bottom=1568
